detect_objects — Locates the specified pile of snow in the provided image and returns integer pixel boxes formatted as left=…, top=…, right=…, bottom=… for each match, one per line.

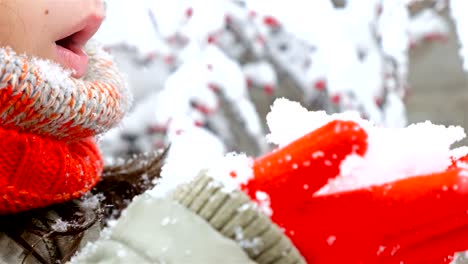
left=205, top=153, right=254, bottom=192
left=408, top=9, right=449, bottom=46
left=266, top=98, right=468, bottom=195
left=150, top=124, right=254, bottom=197
left=243, top=61, right=277, bottom=93
left=266, top=98, right=369, bottom=148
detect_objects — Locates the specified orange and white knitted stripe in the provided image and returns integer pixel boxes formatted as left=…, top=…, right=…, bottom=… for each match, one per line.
left=0, top=43, right=131, bottom=214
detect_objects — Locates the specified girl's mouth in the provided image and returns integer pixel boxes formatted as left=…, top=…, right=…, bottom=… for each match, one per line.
left=55, top=33, right=89, bottom=78
left=54, top=14, right=103, bottom=78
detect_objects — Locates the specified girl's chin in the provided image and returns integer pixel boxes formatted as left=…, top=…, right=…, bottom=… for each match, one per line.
left=54, top=44, right=89, bottom=78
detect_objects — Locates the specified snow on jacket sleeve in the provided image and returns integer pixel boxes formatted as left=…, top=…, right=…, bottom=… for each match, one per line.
left=69, top=173, right=304, bottom=264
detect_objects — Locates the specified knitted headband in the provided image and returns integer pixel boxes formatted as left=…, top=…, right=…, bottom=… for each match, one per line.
left=0, top=44, right=131, bottom=214
left=0, top=43, right=131, bottom=140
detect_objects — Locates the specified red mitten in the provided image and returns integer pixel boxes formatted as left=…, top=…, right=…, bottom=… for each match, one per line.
left=243, top=119, right=368, bottom=209
left=241, top=120, right=468, bottom=264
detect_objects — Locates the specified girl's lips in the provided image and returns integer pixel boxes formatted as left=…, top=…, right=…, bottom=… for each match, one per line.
left=55, top=43, right=89, bottom=78
left=54, top=13, right=104, bottom=78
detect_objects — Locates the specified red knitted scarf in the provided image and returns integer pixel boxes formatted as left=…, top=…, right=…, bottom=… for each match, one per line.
left=0, top=43, right=131, bottom=214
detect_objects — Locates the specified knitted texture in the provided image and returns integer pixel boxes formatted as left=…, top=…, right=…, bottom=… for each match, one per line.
left=0, top=44, right=131, bottom=140
left=0, top=44, right=130, bottom=214
left=171, top=173, right=306, bottom=264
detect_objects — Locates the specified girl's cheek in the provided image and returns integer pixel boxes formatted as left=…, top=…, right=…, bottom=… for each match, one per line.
left=0, top=2, right=54, bottom=61
left=0, top=4, right=17, bottom=46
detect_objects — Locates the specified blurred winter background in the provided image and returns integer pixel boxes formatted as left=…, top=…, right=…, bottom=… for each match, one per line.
left=92, top=0, right=468, bottom=161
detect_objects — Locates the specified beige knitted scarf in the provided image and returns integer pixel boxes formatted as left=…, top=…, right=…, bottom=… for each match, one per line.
left=0, top=42, right=131, bottom=140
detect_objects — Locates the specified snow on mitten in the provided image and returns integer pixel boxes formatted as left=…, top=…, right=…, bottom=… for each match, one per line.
left=0, top=44, right=131, bottom=213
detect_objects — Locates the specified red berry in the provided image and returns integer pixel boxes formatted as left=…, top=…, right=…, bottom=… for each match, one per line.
left=225, top=14, right=232, bottom=24
left=164, top=55, right=175, bottom=65
left=263, top=84, right=274, bottom=95
left=207, top=34, right=216, bottom=44
left=154, top=140, right=165, bottom=148
left=246, top=78, right=253, bottom=88
left=185, top=7, right=193, bottom=18
left=263, top=15, right=280, bottom=28
left=423, top=33, right=448, bottom=43
left=375, top=96, right=384, bottom=107
left=147, top=124, right=167, bottom=134
left=314, top=79, right=327, bottom=91
left=207, top=83, right=221, bottom=94
left=331, top=94, right=341, bottom=104
left=230, top=171, right=237, bottom=178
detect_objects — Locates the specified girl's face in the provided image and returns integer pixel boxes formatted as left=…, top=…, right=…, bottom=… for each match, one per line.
left=0, top=0, right=105, bottom=78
